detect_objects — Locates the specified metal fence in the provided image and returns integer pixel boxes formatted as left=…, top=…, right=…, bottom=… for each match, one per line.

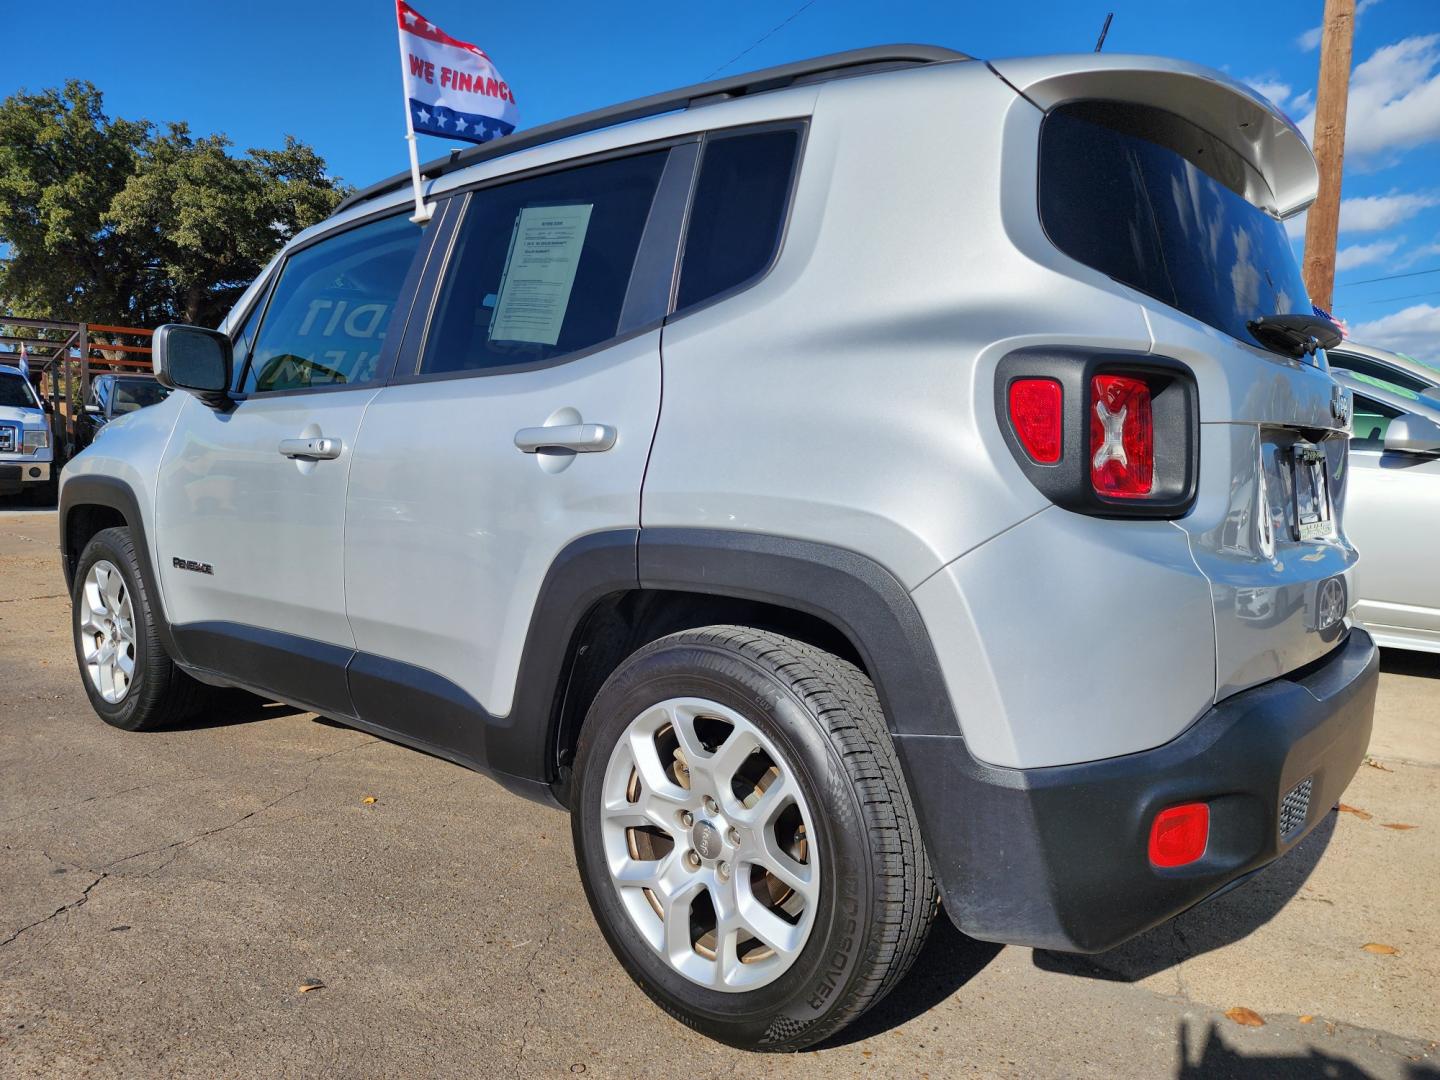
left=0, top=318, right=154, bottom=462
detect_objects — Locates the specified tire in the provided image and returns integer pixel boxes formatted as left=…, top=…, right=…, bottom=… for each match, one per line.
left=71, top=526, right=207, bottom=731
left=571, top=625, right=937, bottom=1051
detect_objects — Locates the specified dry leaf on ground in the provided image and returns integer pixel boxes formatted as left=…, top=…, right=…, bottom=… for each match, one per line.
left=1362, top=943, right=1400, bottom=956
left=1380, top=823, right=1417, bottom=831
left=361, top=795, right=378, bottom=804
left=1337, top=804, right=1372, bottom=820
left=1224, top=1007, right=1265, bottom=1027
left=1363, top=757, right=1392, bottom=771
left=1299, top=1015, right=1314, bottom=1024
left=297, top=979, right=326, bottom=993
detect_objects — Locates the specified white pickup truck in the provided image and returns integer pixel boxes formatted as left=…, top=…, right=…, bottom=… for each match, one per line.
left=0, top=363, right=54, bottom=503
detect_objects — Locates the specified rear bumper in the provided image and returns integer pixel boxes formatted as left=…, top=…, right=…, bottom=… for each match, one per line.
left=895, top=626, right=1377, bottom=953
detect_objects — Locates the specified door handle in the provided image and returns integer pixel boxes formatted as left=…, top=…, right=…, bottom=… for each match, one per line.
left=279, top=437, right=343, bottom=460
left=514, top=423, right=616, bottom=454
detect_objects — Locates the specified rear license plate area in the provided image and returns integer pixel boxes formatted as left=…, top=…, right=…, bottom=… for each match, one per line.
left=1289, top=442, right=1333, bottom=542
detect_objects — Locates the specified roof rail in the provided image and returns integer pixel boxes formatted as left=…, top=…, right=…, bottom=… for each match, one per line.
left=335, top=44, right=970, bottom=215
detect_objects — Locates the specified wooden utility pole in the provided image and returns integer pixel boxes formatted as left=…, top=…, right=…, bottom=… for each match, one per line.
left=1302, top=0, right=1356, bottom=311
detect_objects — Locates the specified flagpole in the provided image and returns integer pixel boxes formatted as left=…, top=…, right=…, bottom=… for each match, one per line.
left=396, top=8, right=434, bottom=224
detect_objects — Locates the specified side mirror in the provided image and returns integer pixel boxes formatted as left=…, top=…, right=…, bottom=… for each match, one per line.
left=42, top=398, right=54, bottom=414
left=153, top=324, right=233, bottom=409
left=1384, top=414, right=1440, bottom=455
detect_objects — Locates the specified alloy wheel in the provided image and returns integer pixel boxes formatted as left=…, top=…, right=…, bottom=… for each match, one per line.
left=600, top=697, right=819, bottom=991
left=79, top=560, right=137, bottom=704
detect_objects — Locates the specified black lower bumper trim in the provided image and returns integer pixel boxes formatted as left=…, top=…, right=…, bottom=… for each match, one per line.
left=896, top=628, right=1377, bottom=953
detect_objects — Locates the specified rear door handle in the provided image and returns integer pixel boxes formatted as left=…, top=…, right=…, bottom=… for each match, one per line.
left=279, top=437, right=343, bottom=460
left=514, top=424, right=616, bottom=454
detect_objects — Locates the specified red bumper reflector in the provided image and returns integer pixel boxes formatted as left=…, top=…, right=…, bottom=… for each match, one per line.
left=1008, top=377, right=1064, bottom=464
left=1090, top=373, right=1154, bottom=497
left=1148, top=802, right=1209, bottom=868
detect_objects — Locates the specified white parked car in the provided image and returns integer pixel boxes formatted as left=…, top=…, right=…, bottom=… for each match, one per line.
left=1336, top=369, right=1440, bottom=653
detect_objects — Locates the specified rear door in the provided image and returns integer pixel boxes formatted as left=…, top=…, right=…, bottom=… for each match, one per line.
left=154, top=209, right=433, bottom=711
left=342, top=143, right=693, bottom=768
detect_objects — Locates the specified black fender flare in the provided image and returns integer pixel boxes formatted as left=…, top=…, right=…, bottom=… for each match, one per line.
left=58, top=473, right=188, bottom=666
left=636, top=528, right=961, bottom=740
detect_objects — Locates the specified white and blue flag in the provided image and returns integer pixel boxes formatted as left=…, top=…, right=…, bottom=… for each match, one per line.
left=397, top=0, right=518, bottom=145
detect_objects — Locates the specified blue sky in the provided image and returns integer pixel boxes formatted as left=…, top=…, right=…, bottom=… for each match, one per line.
left=4, top=0, right=1439, bottom=358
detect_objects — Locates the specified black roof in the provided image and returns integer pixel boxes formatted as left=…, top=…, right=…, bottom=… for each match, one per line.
left=335, top=45, right=970, bottom=215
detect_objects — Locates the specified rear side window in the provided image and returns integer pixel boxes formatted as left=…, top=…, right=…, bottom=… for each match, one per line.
left=1039, top=101, right=1310, bottom=347
left=675, top=128, right=800, bottom=311
left=417, top=151, right=667, bottom=376
left=243, top=213, right=426, bottom=393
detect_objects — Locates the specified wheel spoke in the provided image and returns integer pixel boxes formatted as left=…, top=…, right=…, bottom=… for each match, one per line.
left=626, top=730, right=691, bottom=810
left=708, top=727, right=761, bottom=793
left=611, top=855, right=664, bottom=888
left=665, top=703, right=709, bottom=765
left=103, top=571, right=124, bottom=612
left=729, top=772, right=793, bottom=831
left=753, top=833, right=815, bottom=900
left=736, top=891, right=805, bottom=957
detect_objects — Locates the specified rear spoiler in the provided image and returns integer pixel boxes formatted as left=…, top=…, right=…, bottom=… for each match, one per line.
left=988, top=54, right=1318, bottom=218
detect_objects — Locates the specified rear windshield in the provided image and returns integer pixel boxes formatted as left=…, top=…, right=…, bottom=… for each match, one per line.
left=0, top=373, right=37, bottom=408
left=1039, top=101, right=1310, bottom=347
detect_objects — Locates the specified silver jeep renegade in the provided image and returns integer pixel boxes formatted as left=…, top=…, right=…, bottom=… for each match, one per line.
left=60, top=47, right=1377, bottom=1051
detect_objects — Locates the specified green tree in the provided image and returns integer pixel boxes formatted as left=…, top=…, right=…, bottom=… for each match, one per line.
left=0, top=80, right=349, bottom=330
left=0, top=81, right=149, bottom=324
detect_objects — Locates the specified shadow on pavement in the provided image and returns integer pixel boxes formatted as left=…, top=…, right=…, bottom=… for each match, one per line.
left=167, top=689, right=306, bottom=731
left=1379, top=648, right=1440, bottom=680
left=816, top=915, right=1003, bottom=1048
left=1175, top=1019, right=1440, bottom=1079
left=1034, top=812, right=1337, bottom=983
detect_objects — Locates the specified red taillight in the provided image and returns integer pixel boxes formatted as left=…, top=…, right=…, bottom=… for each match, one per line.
left=1090, top=374, right=1154, bottom=498
left=1148, top=803, right=1210, bottom=868
left=1008, top=378, right=1063, bottom=464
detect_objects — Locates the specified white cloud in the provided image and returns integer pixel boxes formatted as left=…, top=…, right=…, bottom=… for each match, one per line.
left=1244, top=76, right=1292, bottom=108
left=1334, top=238, right=1403, bottom=270
left=1283, top=190, right=1439, bottom=239
left=1297, top=34, right=1440, bottom=158
left=1341, top=190, right=1440, bottom=230
left=1349, top=302, right=1440, bottom=362
left=1291, top=88, right=1315, bottom=114
left=1298, top=0, right=1383, bottom=52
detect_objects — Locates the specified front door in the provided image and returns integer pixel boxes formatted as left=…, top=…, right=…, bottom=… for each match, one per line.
left=154, top=210, right=433, bottom=712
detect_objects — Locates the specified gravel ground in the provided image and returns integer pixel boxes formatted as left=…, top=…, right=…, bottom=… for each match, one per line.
left=1, top=508, right=1436, bottom=1078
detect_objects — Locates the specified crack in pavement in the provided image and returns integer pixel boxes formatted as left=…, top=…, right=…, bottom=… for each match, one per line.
left=510, top=912, right=565, bottom=1079
left=0, top=869, right=107, bottom=952
left=102, top=739, right=382, bottom=878
left=0, top=593, right=65, bottom=604
left=0, top=775, right=202, bottom=827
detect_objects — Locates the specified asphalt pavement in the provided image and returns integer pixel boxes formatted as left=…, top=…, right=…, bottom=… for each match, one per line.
left=1, top=508, right=1436, bottom=1078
